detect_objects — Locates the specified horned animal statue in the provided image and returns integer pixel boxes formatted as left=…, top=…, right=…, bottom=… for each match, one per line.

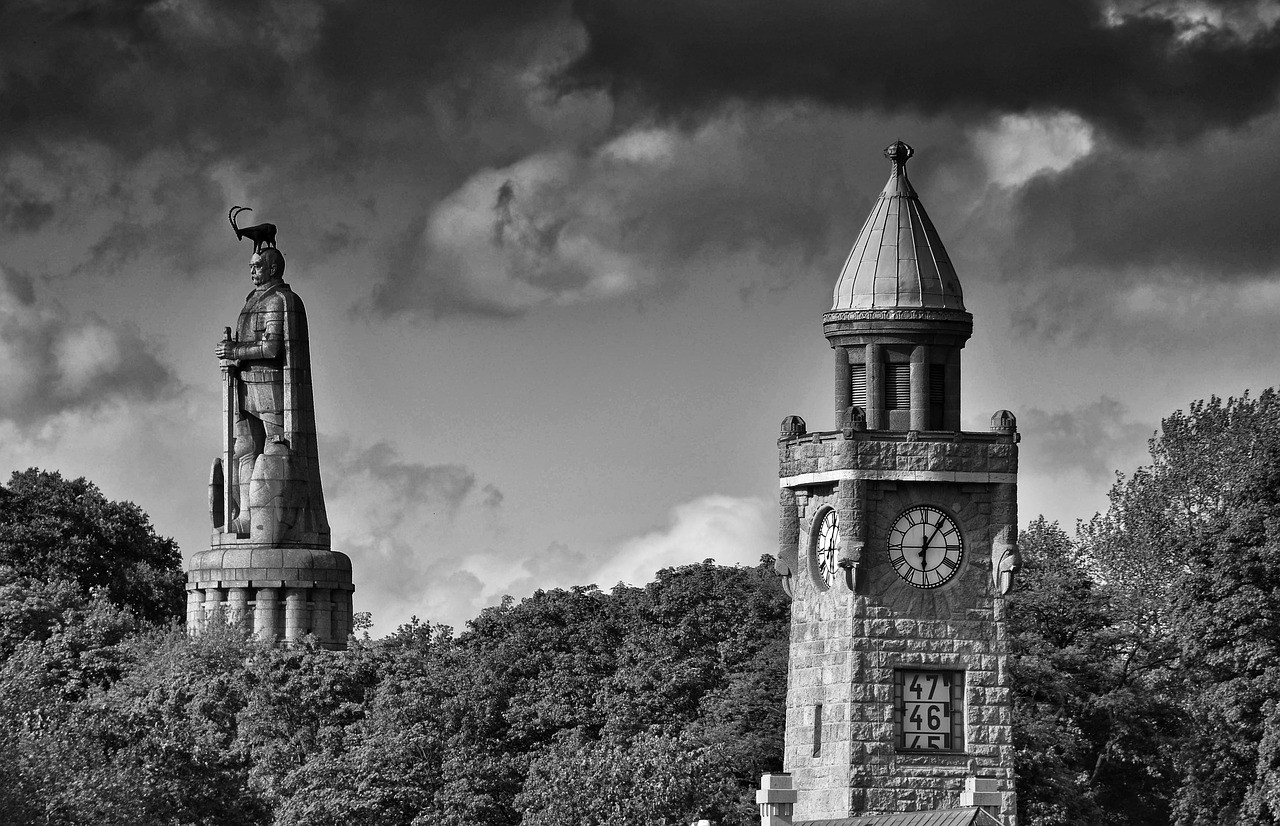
left=228, top=206, right=278, bottom=253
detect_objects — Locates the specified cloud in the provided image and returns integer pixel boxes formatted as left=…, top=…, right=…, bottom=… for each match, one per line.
left=323, top=438, right=491, bottom=528
left=565, top=0, right=1280, bottom=143
left=319, top=437, right=505, bottom=632
left=478, top=495, right=774, bottom=626
left=318, top=448, right=771, bottom=631
left=1017, top=397, right=1155, bottom=483
left=0, top=0, right=587, bottom=276
left=971, top=113, right=1096, bottom=188
left=370, top=153, right=652, bottom=317
left=956, top=111, right=1280, bottom=343
left=367, top=108, right=938, bottom=317
left=1008, top=117, right=1280, bottom=279
left=589, top=494, right=774, bottom=590
left=0, top=266, right=180, bottom=425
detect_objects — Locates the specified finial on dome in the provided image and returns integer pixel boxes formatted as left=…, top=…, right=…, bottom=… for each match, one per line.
left=884, top=140, right=914, bottom=171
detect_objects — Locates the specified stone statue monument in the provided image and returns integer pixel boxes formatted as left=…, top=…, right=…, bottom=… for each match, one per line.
left=212, top=246, right=328, bottom=543
left=186, top=213, right=354, bottom=649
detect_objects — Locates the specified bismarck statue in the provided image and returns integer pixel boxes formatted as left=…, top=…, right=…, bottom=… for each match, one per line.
left=212, top=247, right=328, bottom=543
left=186, top=214, right=354, bottom=649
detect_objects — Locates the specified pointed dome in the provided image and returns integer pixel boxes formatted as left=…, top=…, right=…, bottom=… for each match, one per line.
left=831, top=142, right=965, bottom=312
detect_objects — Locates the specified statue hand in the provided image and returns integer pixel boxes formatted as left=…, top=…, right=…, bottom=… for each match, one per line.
left=215, top=340, right=234, bottom=359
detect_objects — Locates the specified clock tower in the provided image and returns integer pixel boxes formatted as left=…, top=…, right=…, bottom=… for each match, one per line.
left=774, top=141, right=1019, bottom=825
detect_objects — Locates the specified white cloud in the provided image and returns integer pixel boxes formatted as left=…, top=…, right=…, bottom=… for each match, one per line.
left=972, top=112, right=1094, bottom=187
left=590, top=494, right=774, bottom=590
left=418, top=150, right=656, bottom=315
left=322, top=470, right=773, bottom=634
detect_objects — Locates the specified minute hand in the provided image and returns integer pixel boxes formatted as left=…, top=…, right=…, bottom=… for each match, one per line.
left=920, top=517, right=945, bottom=566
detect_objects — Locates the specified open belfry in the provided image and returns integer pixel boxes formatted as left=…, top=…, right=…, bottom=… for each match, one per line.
left=186, top=215, right=354, bottom=649
left=767, top=142, right=1019, bottom=826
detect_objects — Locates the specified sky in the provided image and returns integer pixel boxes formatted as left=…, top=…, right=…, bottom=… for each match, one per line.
left=4, top=0, right=1280, bottom=633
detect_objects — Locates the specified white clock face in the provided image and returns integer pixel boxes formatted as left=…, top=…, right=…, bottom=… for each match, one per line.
left=887, top=506, right=963, bottom=589
left=815, top=509, right=839, bottom=588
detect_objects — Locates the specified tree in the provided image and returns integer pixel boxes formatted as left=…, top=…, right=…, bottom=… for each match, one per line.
left=517, top=728, right=744, bottom=826
left=0, top=469, right=184, bottom=624
left=1009, top=517, right=1181, bottom=826
left=1062, top=391, right=1280, bottom=826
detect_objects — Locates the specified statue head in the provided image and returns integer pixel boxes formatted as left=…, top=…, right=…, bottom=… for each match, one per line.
left=249, top=248, right=286, bottom=286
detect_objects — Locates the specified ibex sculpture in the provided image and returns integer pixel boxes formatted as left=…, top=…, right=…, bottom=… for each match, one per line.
left=228, top=206, right=277, bottom=253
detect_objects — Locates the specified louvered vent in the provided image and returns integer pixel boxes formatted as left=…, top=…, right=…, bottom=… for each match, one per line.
left=885, top=364, right=911, bottom=410
left=850, top=364, right=867, bottom=409
left=929, top=365, right=946, bottom=429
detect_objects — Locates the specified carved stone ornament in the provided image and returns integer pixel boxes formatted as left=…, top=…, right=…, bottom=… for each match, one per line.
left=841, top=406, right=867, bottom=438
left=781, top=415, right=807, bottom=441
left=823, top=308, right=973, bottom=325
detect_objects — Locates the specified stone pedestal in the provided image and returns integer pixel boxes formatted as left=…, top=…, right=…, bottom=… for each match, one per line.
left=186, top=543, right=354, bottom=650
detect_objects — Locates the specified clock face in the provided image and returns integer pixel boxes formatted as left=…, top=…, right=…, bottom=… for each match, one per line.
left=887, top=506, right=964, bottom=589
left=814, top=509, right=839, bottom=588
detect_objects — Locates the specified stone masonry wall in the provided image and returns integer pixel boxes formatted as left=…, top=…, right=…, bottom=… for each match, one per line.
left=780, top=429, right=1018, bottom=826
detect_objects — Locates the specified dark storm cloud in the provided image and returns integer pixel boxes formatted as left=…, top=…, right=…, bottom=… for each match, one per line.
left=0, top=266, right=180, bottom=425
left=11, top=0, right=1278, bottom=322
left=0, top=0, right=559, bottom=158
left=564, top=0, right=1280, bottom=143
left=0, top=0, right=570, bottom=275
left=1008, top=121, right=1280, bottom=277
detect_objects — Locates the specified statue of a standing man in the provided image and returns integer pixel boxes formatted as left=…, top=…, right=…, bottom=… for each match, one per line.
left=213, top=248, right=330, bottom=547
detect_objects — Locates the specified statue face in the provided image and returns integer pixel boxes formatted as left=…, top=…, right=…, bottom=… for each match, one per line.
left=249, top=253, right=277, bottom=286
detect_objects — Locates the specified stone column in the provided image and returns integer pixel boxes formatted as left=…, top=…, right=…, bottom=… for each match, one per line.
left=203, top=587, right=225, bottom=625
left=991, top=480, right=1018, bottom=597
left=865, top=342, right=883, bottom=430
left=836, top=479, right=866, bottom=592
left=331, top=589, right=350, bottom=642
left=777, top=488, right=800, bottom=598
left=833, top=347, right=850, bottom=428
left=254, top=587, right=280, bottom=641
left=186, top=588, right=204, bottom=632
left=284, top=587, right=309, bottom=642
left=909, top=344, right=929, bottom=431
left=311, top=588, right=333, bottom=644
left=227, top=587, right=250, bottom=629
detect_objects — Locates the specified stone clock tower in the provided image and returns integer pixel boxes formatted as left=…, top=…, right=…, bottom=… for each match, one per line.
left=773, top=142, right=1019, bottom=825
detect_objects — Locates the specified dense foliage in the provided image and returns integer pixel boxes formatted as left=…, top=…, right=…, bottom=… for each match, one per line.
left=0, top=496, right=789, bottom=826
left=9, top=386, right=1280, bottom=826
left=1008, top=390, right=1280, bottom=826
left=0, top=469, right=184, bottom=625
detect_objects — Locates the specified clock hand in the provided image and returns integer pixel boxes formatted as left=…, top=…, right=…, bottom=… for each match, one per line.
left=920, top=516, right=944, bottom=567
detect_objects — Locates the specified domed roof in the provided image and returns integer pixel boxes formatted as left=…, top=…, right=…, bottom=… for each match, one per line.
left=831, top=142, right=965, bottom=312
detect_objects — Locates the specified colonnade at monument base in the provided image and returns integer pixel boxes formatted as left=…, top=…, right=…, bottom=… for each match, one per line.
left=186, top=545, right=354, bottom=649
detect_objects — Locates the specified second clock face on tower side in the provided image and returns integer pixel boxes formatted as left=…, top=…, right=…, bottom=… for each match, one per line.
left=887, top=506, right=964, bottom=589
left=815, top=508, right=839, bottom=589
